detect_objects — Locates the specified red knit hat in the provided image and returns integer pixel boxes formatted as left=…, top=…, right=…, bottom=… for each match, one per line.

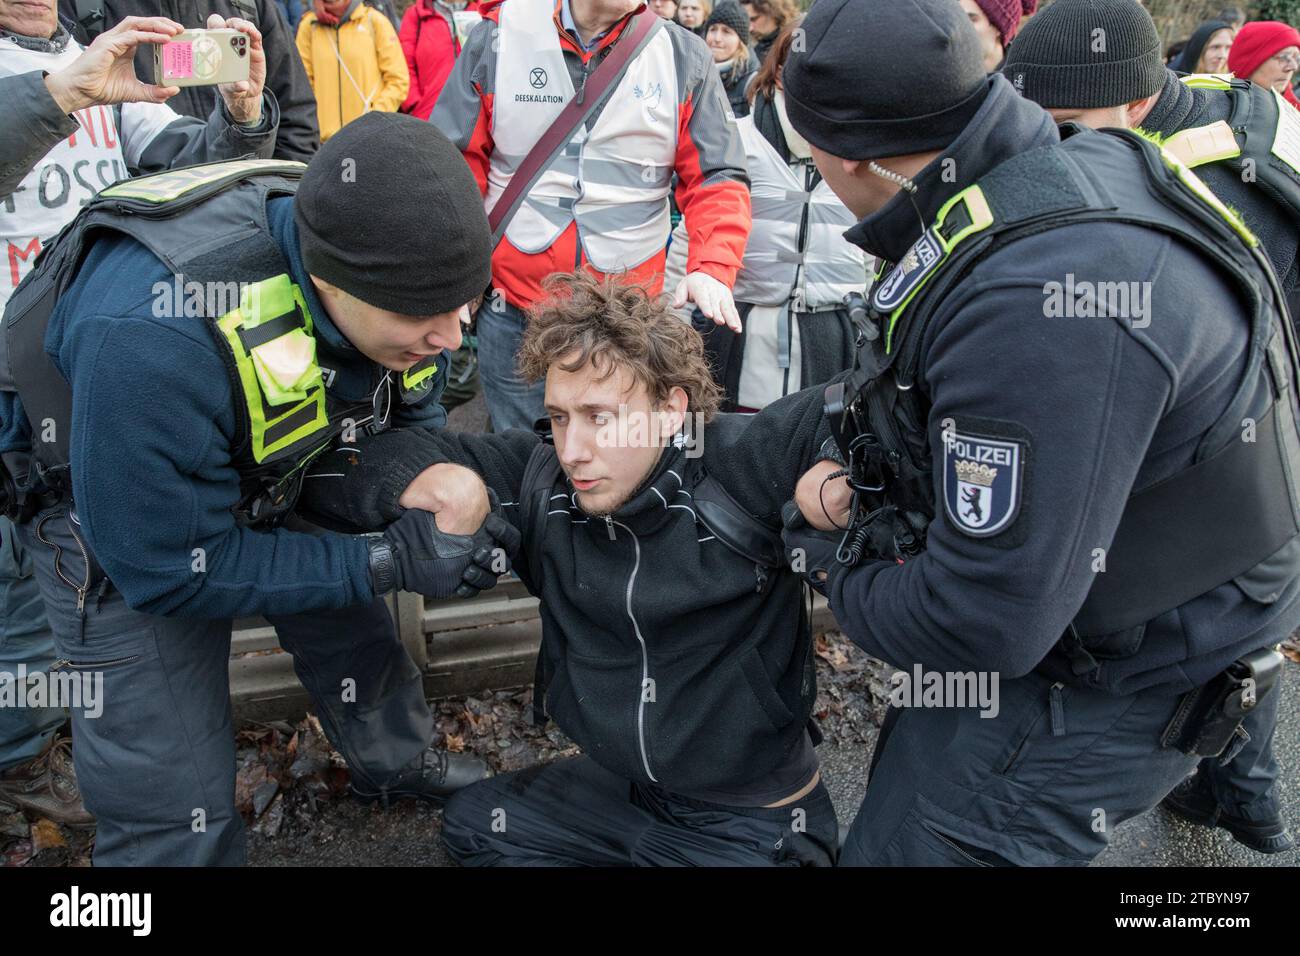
left=1229, top=20, right=1300, bottom=107
left=1229, top=20, right=1300, bottom=80
left=973, top=0, right=1039, bottom=46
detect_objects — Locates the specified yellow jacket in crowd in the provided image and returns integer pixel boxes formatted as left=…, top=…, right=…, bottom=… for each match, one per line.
left=296, top=0, right=410, bottom=141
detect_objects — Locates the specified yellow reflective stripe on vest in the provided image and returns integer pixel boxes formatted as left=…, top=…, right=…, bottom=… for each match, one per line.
left=1161, top=121, right=1243, bottom=168
left=402, top=360, right=439, bottom=393
left=100, top=159, right=306, bottom=204
left=885, top=185, right=994, bottom=353
left=1180, top=74, right=1234, bottom=91
left=1158, top=145, right=1259, bottom=247
left=216, top=275, right=329, bottom=463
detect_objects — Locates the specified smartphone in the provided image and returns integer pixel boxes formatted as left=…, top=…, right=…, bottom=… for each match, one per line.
left=153, top=28, right=250, bottom=87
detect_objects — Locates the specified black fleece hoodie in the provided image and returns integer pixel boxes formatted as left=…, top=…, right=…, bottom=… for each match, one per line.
left=301, top=381, right=834, bottom=795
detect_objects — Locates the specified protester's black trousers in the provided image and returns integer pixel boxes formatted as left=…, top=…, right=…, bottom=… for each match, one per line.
left=441, top=755, right=839, bottom=866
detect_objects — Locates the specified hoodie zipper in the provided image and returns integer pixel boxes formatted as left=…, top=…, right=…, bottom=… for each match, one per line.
left=606, top=517, right=657, bottom=783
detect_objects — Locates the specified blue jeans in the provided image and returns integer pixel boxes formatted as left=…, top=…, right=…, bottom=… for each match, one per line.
left=0, top=516, right=63, bottom=771
left=476, top=295, right=546, bottom=432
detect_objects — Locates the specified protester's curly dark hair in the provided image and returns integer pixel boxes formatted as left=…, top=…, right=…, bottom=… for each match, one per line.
left=518, top=272, right=723, bottom=422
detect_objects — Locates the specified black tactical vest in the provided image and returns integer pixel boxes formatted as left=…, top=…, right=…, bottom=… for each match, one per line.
left=827, top=126, right=1300, bottom=671
left=0, top=159, right=441, bottom=527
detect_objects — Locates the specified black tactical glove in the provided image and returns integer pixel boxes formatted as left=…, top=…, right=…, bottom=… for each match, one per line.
left=780, top=499, right=844, bottom=598
left=368, top=489, right=522, bottom=600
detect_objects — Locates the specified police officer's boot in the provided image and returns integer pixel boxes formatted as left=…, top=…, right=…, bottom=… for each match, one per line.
left=1162, top=774, right=1295, bottom=855
left=350, top=746, right=489, bottom=808
left=0, top=737, right=95, bottom=827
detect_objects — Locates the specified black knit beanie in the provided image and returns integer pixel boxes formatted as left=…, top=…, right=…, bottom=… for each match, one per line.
left=1001, top=0, right=1166, bottom=109
left=294, top=112, right=492, bottom=316
left=782, top=0, right=989, bottom=161
left=707, top=1, right=750, bottom=48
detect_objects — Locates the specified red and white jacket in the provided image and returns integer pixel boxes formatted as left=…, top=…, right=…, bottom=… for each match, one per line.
left=431, top=0, right=751, bottom=309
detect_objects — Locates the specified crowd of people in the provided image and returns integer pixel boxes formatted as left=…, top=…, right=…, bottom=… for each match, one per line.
left=0, top=0, right=1298, bottom=870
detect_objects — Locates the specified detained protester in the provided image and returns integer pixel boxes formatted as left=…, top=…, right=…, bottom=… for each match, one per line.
left=1169, top=19, right=1234, bottom=75
left=707, top=0, right=756, bottom=118
left=432, top=0, right=752, bottom=432
left=0, top=0, right=279, bottom=825
left=1004, top=0, right=1299, bottom=854
left=300, top=273, right=842, bottom=866
left=1228, top=20, right=1300, bottom=109
left=779, top=0, right=1300, bottom=866
left=0, top=114, right=519, bottom=865
left=58, top=0, right=321, bottom=162
left=958, top=0, right=1037, bottom=74
left=665, top=18, right=869, bottom=411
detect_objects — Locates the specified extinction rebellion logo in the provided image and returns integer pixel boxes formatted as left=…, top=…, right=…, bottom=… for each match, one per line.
left=516, top=66, right=562, bottom=103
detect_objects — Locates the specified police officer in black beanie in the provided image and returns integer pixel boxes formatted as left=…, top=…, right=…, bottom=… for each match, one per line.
left=778, top=0, right=1300, bottom=866
left=1005, top=0, right=1299, bottom=856
left=0, top=112, right=517, bottom=865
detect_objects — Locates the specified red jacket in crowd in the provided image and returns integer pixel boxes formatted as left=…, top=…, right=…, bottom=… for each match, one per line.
left=400, top=0, right=479, bottom=120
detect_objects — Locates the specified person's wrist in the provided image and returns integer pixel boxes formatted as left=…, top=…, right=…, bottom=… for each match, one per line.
left=221, top=89, right=261, bottom=126
left=367, top=535, right=399, bottom=595
left=398, top=464, right=446, bottom=512
left=818, top=436, right=847, bottom=468
left=43, top=71, right=87, bottom=114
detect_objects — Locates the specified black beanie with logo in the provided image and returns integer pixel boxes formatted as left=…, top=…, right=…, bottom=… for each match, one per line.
left=1001, top=0, right=1167, bottom=109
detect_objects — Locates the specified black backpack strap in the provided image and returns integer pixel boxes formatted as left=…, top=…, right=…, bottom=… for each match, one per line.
left=692, top=471, right=784, bottom=571
left=517, top=441, right=563, bottom=725
left=691, top=413, right=784, bottom=573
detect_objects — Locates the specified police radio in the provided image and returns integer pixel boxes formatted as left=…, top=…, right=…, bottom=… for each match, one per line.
left=821, top=292, right=930, bottom=567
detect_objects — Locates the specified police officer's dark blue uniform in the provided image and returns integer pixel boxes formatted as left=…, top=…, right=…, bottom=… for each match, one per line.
left=780, top=0, right=1300, bottom=866
left=0, top=115, right=509, bottom=865
left=1002, top=0, right=1300, bottom=855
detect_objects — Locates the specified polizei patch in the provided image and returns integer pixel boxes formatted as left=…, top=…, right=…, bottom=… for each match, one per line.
left=943, top=430, right=1024, bottom=537
left=872, top=228, right=945, bottom=313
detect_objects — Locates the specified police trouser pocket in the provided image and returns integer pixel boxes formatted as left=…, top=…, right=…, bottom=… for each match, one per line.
left=885, top=793, right=1023, bottom=867
left=997, top=680, right=1072, bottom=777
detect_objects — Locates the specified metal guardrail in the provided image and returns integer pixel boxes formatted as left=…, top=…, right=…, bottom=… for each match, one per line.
left=229, top=580, right=836, bottom=722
